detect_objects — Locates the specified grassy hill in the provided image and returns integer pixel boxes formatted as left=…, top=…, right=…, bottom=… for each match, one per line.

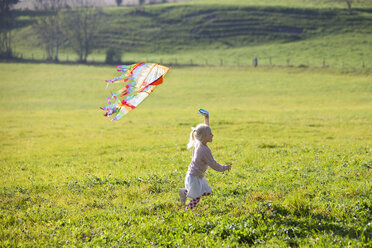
left=8, top=1, right=372, bottom=67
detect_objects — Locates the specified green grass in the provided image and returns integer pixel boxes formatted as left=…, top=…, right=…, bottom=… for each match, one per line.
left=0, top=63, right=371, bottom=247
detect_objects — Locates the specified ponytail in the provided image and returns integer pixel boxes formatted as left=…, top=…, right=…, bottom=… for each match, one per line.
left=186, top=124, right=210, bottom=150
left=187, top=127, right=196, bottom=150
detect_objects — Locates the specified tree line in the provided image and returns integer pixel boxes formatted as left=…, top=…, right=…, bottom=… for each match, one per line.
left=0, top=0, right=103, bottom=62
left=32, top=0, right=101, bottom=62
left=0, top=0, right=171, bottom=62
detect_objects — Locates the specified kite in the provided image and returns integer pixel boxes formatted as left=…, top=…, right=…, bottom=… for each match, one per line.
left=101, top=62, right=170, bottom=121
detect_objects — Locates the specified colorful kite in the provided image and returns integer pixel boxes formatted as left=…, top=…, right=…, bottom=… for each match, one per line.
left=101, top=63, right=170, bottom=121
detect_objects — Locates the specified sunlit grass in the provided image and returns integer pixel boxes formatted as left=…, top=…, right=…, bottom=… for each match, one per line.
left=0, top=63, right=371, bottom=246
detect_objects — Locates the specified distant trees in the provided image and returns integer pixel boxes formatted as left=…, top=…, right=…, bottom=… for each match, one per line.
left=0, top=0, right=19, bottom=12
left=63, top=4, right=101, bottom=62
left=32, top=0, right=66, bottom=61
left=32, top=0, right=102, bottom=63
left=116, top=0, right=122, bottom=6
left=33, top=14, right=63, bottom=61
left=0, top=0, right=19, bottom=58
left=33, top=0, right=67, bottom=10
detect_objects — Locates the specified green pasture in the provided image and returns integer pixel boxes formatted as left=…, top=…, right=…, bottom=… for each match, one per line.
left=0, top=63, right=371, bottom=247
left=12, top=32, right=372, bottom=69
left=117, top=33, right=372, bottom=68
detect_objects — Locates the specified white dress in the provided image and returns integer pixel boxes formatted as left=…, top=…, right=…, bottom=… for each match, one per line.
left=185, top=173, right=212, bottom=199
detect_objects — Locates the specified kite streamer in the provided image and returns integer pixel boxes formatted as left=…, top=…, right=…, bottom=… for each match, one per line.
left=101, top=62, right=170, bottom=121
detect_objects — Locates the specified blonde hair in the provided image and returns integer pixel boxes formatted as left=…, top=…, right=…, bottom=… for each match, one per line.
left=187, top=123, right=211, bottom=150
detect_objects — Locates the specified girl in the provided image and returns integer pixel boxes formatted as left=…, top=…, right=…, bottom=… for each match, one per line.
left=179, top=112, right=231, bottom=210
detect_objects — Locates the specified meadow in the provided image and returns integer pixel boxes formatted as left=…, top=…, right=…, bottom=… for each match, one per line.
left=0, top=62, right=371, bottom=247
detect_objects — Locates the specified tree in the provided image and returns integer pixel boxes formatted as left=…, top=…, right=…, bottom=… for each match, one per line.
left=33, top=0, right=67, bottom=10
left=33, top=14, right=63, bottom=61
left=116, top=0, right=122, bottom=6
left=345, top=0, right=353, bottom=14
left=62, top=1, right=101, bottom=63
left=0, top=0, right=19, bottom=13
left=0, top=0, right=19, bottom=58
left=32, top=0, right=66, bottom=61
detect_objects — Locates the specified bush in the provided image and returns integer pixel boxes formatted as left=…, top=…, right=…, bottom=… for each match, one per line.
left=105, top=48, right=122, bottom=65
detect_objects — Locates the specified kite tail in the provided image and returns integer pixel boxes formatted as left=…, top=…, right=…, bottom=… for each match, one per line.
left=112, top=109, right=126, bottom=121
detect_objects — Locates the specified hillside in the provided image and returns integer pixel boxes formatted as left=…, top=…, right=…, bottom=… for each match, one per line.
left=97, top=5, right=372, bottom=52
left=8, top=2, right=372, bottom=67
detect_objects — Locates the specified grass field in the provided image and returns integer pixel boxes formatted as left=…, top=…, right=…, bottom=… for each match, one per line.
left=0, top=62, right=371, bottom=247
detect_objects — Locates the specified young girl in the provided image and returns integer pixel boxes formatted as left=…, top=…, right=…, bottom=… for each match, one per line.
left=179, top=112, right=231, bottom=210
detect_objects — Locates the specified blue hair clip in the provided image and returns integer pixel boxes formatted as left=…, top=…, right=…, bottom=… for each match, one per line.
left=198, top=109, right=209, bottom=115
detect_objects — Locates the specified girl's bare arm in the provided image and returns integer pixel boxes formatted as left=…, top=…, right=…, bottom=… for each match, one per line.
left=204, top=113, right=209, bottom=126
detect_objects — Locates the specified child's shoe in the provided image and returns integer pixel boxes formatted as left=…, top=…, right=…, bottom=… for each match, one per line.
left=178, top=188, right=186, bottom=205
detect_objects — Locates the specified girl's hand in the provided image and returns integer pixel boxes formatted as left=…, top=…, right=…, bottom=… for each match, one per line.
left=227, top=165, right=232, bottom=171
left=199, top=109, right=209, bottom=125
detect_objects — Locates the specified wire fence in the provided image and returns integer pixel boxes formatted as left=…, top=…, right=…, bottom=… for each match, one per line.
left=152, top=57, right=369, bottom=69
left=12, top=52, right=370, bottom=69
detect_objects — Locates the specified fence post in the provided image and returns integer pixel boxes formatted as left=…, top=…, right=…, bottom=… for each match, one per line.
left=220, top=59, right=223, bottom=66
left=286, top=59, right=290, bottom=66
left=269, top=57, right=272, bottom=66
left=205, top=59, right=208, bottom=66
left=175, top=58, right=177, bottom=65
left=342, top=61, right=344, bottom=68
left=322, top=59, right=325, bottom=68
left=362, top=60, right=365, bottom=68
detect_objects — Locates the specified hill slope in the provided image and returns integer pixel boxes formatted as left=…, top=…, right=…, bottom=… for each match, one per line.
left=9, top=2, right=372, bottom=67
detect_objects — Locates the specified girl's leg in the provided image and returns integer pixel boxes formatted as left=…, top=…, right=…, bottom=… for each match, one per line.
left=186, top=197, right=201, bottom=210
left=185, top=192, right=211, bottom=210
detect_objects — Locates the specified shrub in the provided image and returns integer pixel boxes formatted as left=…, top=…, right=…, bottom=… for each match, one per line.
left=105, top=47, right=122, bottom=64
